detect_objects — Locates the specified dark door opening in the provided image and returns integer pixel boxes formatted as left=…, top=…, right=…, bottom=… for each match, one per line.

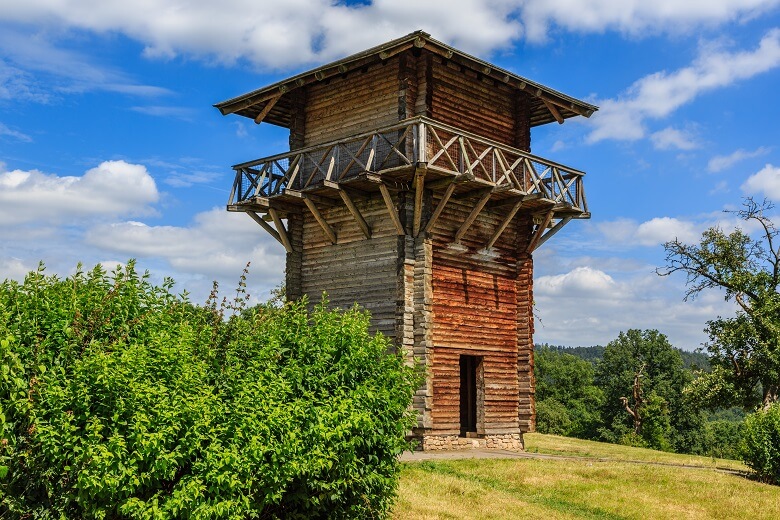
left=460, top=355, right=481, bottom=436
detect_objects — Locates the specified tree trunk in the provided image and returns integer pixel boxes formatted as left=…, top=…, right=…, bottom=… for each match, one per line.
left=762, top=384, right=779, bottom=410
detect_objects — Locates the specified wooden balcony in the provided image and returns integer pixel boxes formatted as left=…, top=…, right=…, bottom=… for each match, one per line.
left=228, top=117, right=588, bottom=250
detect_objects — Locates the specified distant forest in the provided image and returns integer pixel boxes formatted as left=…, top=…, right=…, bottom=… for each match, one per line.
left=535, top=344, right=711, bottom=371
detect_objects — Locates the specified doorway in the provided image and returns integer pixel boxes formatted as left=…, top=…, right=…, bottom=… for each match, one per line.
left=459, top=355, right=483, bottom=436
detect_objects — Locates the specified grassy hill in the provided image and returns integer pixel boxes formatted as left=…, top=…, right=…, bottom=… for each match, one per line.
left=394, top=433, right=779, bottom=519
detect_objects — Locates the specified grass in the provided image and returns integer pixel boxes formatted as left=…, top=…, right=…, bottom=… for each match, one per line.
left=393, top=434, right=778, bottom=519
left=524, top=433, right=748, bottom=472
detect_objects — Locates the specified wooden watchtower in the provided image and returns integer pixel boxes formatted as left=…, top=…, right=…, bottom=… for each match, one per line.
left=216, top=31, right=596, bottom=450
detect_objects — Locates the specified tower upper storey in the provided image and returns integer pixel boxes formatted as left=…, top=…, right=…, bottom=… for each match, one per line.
left=217, top=31, right=596, bottom=245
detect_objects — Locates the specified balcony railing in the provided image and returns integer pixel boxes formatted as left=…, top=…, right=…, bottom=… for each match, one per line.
left=228, top=116, right=588, bottom=214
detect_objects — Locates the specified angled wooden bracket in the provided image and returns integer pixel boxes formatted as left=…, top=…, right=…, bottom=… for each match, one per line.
left=323, top=180, right=371, bottom=239
left=302, top=197, right=337, bottom=244
left=484, top=197, right=526, bottom=250
left=454, top=188, right=493, bottom=244
left=340, top=189, right=371, bottom=239
left=245, top=210, right=288, bottom=251
left=379, top=183, right=405, bottom=236
left=534, top=216, right=573, bottom=251
left=542, top=99, right=564, bottom=124
left=526, top=209, right=555, bottom=254
left=268, top=207, right=293, bottom=253
left=423, top=181, right=456, bottom=235
left=254, top=93, right=282, bottom=124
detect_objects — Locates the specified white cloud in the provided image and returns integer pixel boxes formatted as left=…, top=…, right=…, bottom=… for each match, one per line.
left=0, top=58, right=49, bottom=102
left=521, top=0, right=780, bottom=41
left=598, top=217, right=700, bottom=246
left=0, top=1, right=521, bottom=69
left=2, top=1, right=777, bottom=70
left=535, top=266, right=618, bottom=297
left=534, top=265, right=736, bottom=348
left=741, top=163, right=780, bottom=200
left=130, top=105, right=197, bottom=120
left=636, top=217, right=700, bottom=245
left=0, top=161, right=159, bottom=225
left=0, top=121, right=31, bottom=142
left=84, top=208, right=285, bottom=280
left=0, top=257, right=34, bottom=281
left=649, top=127, right=698, bottom=150
left=708, top=146, right=771, bottom=172
left=587, top=29, right=780, bottom=143
left=0, top=28, right=170, bottom=98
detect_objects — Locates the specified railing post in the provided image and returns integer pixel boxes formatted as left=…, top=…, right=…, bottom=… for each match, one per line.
left=417, top=121, right=426, bottom=163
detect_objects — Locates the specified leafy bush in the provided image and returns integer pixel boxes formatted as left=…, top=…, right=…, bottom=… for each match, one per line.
left=0, top=262, right=418, bottom=518
left=534, top=347, right=603, bottom=438
left=741, top=403, right=780, bottom=484
left=535, top=399, right=571, bottom=436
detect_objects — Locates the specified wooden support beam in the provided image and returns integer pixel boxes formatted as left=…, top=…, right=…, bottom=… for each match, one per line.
left=283, top=189, right=338, bottom=207
left=423, top=181, right=456, bottom=234
left=426, top=173, right=472, bottom=191
left=254, top=93, right=282, bottom=124
left=526, top=209, right=554, bottom=254
left=379, top=183, right=405, bottom=236
left=268, top=207, right=293, bottom=253
left=302, top=197, right=337, bottom=244
left=330, top=186, right=371, bottom=239
left=542, top=99, right=564, bottom=125
left=484, top=198, right=525, bottom=250
left=413, top=168, right=426, bottom=237
left=535, top=216, right=573, bottom=251
left=245, top=210, right=283, bottom=246
left=454, top=189, right=493, bottom=243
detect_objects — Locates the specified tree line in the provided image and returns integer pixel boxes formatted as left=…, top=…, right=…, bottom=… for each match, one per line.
left=535, top=197, right=780, bottom=482
left=534, top=335, right=745, bottom=458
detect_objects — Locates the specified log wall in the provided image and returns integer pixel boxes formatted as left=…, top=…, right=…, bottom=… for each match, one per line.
left=297, top=196, right=400, bottom=338
left=428, top=196, right=534, bottom=435
left=283, top=49, right=540, bottom=440
left=304, top=60, right=401, bottom=147
left=430, top=58, right=519, bottom=148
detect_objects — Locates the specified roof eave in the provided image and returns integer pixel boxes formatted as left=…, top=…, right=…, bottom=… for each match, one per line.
left=214, top=30, right=598, bottom=122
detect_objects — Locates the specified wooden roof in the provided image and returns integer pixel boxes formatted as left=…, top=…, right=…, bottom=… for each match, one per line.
left=214, top=31, right=598, bottom=128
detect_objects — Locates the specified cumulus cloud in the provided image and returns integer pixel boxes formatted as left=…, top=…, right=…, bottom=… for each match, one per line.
left=649, top=127, right=699, bottom=150
left=536, top=266, right=617, bottom=296
left=521, top=0, right=780, bottom=41
left=0, top=1, right=521, bottom=69
left=534, top=264, right=736, bottom=348
left=741, top=163, right=780, bottom=200
left=598, top=217, right=700, bottom=246
left=708, top=146, right=771, bottom=172
left=587, top=29, right=780, bottom=143
left=2, top=1, right=777, bottom=69
left=0, top=161, right=159, bottom=225
left=85, top=208, right=285, bottom=280
left=0, top=28, right=170, bottom=98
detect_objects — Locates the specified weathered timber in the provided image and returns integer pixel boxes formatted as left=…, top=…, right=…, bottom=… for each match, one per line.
left=219, top=32, right=596, bottom=449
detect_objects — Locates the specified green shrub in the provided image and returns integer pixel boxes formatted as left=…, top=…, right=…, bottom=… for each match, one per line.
left=0, top=262, right=419, bottom=518
left=741, top=403, right=780, bottom=484
left=535, top=398, right=571, bottom=436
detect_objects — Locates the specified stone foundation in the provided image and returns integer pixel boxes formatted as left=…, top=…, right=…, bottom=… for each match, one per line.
left=420, top=433, right=524, bottom=451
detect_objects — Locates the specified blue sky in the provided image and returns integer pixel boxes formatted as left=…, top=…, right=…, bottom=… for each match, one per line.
left=1, top=1, right=779, bottom=350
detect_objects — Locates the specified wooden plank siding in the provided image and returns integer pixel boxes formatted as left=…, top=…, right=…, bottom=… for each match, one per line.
left=298, top=195, right=400, bottom=338
left=428, top=195, right=535, bottom=436
left=430, top=58, right=517, bottom=147
left=282, top=48, right=540, bottom=439
left=304, top=60, right=400, bottom=147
